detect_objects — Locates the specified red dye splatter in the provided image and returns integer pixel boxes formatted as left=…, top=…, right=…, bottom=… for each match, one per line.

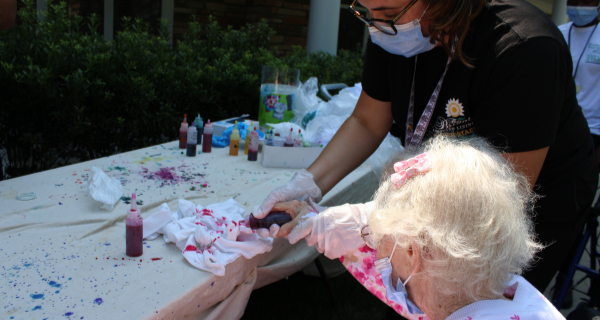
left=201, top=209, right=214, bottom=217
left=95, top=257, right=98, bottom=260
left=151, top=257, right=162, bottom=261
left=106, top=257, right=109, bottom=260
left=232, top=221, right=238, bottom=226
left=122, top=258, right=124, bottom=260
left=222, top=217, right=226, bottom=220
left=184, top=245, right=197, bottom=253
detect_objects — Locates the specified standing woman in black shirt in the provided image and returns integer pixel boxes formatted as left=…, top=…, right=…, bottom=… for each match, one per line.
left=256, top=0, right=598, bottom=310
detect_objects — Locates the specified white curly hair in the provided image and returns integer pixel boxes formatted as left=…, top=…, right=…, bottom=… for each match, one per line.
left=369, top=135, right=543, bottom=304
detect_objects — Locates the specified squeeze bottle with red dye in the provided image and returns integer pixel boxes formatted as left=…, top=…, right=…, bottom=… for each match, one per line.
left=179, top=114, right=188, bottom=149
left=202, top=119, right=213, bottom=153
left=284, top=128, right=294, bottom=147
left=244, top=211, right=292, bottom=229
left=294, top=129, right=303, bottom=147
left=248, top=127, right=259, bottom=161
left=126, top=193, right=143, bottom=257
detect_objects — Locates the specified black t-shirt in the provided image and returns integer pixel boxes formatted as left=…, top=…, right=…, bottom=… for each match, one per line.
left=362, top=0, right=596, bottom=222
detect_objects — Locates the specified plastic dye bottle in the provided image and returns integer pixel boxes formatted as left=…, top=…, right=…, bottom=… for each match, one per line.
left=245, top=121, right=254, bottom=155
left=202, top=119, right=213, bottom=153
left=294, top=129, right=303, bottom=147
left=179, top=114, right=188, bottom=149
left=195, top=114, right=204, bottom=152
left=187, top=122, right=197, bottom=157
left=284, top=128, right=294, bottom=147
left=248, top=127, right=259, bottom=161
left=229, top=121, right=240, bottom=156
left=126, top=193, right=143, bottom=257
left=301, top=134, right=311, bottom=147
left=274, top=129, right=281, bottom=137
left=266, top=129, right=274, bottom=146
left=244, top=211, right=292, bottom=230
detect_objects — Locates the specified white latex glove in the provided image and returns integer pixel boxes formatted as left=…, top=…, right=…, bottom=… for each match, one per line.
left=280, top=201, right=374, bottom=260
left=253, top=169, right=322, bottom=219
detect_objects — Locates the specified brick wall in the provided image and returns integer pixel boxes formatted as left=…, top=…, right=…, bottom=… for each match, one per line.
left=173, top=0, right=311, bottom=54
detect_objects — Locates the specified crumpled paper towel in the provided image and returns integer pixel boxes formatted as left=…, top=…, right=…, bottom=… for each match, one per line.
left=86, top=166, right=123, bottom=211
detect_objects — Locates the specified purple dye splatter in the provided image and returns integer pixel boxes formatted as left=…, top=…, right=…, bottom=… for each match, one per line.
left=48, top=281, right=62, bottom=288
left=94, top=298, right=103, bottom=305
left=30, top=293, right=44, bottom=299
left=32, top=305, right=42, bottom=311
left=64, top=312, right=74, bottom=316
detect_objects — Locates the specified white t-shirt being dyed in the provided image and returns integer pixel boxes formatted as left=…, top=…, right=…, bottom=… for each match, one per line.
left=446, top=275, right=564, bottom=320
left=559, top=22, right=600, bottom=136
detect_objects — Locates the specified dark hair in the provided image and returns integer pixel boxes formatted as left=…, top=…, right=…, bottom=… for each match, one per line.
left=426, top=0, right=485, bottom=67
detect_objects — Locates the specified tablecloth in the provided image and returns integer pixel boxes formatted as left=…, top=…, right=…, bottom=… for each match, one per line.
left=0, top=141, right=379, bottom=320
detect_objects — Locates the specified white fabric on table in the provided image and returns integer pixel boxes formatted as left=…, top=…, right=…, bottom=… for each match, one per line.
left=143, top=198, right=273, bottom=276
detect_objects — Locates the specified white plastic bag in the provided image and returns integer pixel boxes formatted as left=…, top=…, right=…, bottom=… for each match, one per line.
left=292, top=77, right=323, bottom=126
left=366, top=133, right=404, bottom=178
left=86, top=166, right=123, bottom=211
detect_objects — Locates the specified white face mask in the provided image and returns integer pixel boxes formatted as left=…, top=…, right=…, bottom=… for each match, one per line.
left=374, top=242, right=426, bottom=320
left=368, top=6, right=436, bottom=57
left=566, top=5, right=599, bottom=26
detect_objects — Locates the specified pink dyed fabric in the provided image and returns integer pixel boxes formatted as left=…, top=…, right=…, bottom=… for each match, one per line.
left=341, top=246, right=431, bottom=320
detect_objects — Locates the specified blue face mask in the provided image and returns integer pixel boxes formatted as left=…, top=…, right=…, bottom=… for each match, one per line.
left=567, top=6, right=599, bottom=26
left=368, top=6, right=436, bottom=58
left=375, top=242, right=426, bottom=320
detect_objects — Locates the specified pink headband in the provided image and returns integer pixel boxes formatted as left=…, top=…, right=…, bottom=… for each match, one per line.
left=391, top=152, right=431, bottom=188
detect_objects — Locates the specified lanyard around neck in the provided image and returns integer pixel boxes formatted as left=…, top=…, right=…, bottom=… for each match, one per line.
left=568, top=22, right=598, bottom=79
left=405, top=54, right=452, bottom=151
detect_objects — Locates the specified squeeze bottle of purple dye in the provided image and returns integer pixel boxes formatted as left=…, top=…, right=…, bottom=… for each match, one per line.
left=284, top=128, right=294, bottom=147
left=186, top=122, right=197, bottom=157
left=126, top=193, right=143, bottom=257
left=244, top=211, right=292, bottom=229
left=247, top=127, right=259, bottom=161
left=202, top=119, right=213, bottom=153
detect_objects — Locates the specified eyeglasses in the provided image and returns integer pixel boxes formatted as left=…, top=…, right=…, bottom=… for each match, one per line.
left=361, top=225, right=377, bottom=249
left=348, top=0, right=420, bottom=35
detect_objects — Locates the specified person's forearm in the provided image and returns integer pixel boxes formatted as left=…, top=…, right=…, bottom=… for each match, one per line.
left=308, top=115, right=387, bottom=195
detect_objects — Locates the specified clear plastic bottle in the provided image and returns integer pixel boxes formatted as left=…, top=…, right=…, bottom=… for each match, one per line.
left=194, top=114, right=204, bottom=153
left=202, top=119, right=213, bottom=153
left=229, top=121, right=240, bottom=156
left=186, top=122, right=197, bottom=157
left=245, top=121, right=254, bottom=155
left=284, top=128, right=294, bottom=147
left=179, top=114, right=188, bottom=149
left=294, top=129, right=303, bottom=147
left=244, top=211, right=292, bottom=229
left=248, top=127, right=259, bottom=161
left=126, top=193, right=143, bottom=257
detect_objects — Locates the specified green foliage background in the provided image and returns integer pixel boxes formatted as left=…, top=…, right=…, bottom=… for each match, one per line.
left=0, top=0, right=363, bottom=180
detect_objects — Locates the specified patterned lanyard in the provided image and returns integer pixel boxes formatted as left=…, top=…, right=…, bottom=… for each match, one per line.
left=568, top=22, right=598, bottom=79
left=405, top=53, right=452, bottom=151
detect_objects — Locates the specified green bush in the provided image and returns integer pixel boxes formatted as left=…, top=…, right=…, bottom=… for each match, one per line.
left=0, top=0, right=363, bottom=180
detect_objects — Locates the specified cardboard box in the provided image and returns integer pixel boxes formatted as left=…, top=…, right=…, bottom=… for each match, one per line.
left=261, top=144, right=324, bottom=169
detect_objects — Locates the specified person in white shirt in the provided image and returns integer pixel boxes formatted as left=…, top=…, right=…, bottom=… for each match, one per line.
left=560, top=0, right=600, bottom=163
left=274, top=136, right=564, bottom=320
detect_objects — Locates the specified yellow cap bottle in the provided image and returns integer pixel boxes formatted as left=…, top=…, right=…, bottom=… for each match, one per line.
left=230, top=121, right=240, bottom=156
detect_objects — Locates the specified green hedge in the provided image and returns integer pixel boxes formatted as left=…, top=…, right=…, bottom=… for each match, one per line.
left=0, top=0, right=363, bottom=180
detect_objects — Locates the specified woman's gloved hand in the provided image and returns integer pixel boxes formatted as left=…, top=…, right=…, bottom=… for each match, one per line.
left=253, top=169, right=322, bottom=219
left=278, top=200, right=374, bottom=259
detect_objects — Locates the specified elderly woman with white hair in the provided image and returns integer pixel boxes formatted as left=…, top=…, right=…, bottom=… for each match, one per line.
left=272, top=136, right=564, bottom=320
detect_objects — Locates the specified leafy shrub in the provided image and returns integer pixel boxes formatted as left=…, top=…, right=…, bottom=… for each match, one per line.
left=0, top=0, right=363, bottom=180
